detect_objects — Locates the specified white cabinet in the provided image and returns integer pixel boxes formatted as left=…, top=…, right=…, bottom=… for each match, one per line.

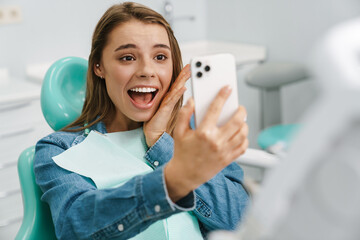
left=0, top=80, right=52, bottom=239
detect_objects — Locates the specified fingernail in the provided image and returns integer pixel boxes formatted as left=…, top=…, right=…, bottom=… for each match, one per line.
left=186, top=97, right=194, bottom=106
left=224, top=85, right=232, bottom=94
left=182, top=65, right=191, bottom=76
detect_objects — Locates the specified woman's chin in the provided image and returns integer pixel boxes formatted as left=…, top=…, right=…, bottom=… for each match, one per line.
left=130, top=111, right=156, bottom=123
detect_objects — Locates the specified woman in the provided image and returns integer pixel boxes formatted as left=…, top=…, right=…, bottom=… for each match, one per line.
left=34, top=2, right=249, bottom=239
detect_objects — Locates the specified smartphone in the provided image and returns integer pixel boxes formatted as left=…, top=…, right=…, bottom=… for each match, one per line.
left=190, top=53, right=239, bottom=128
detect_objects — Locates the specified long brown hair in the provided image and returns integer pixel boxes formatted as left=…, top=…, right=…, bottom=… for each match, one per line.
left=63, top=2, right=183, bottom=135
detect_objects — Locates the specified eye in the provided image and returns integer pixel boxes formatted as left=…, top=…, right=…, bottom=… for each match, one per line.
left=120, top=55, right=135, bottom=61
left=155, top=54, right=167, bottom=61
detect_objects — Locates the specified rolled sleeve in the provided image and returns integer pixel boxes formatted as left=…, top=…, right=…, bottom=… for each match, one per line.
left=145, top=132, right=174, bottom=167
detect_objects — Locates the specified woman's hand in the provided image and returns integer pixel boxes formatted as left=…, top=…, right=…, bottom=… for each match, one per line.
left=165, top=86, right=249, bottom=202
left=143, top=64, right=191, bottom=147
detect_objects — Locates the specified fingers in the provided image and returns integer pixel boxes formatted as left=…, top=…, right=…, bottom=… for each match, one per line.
left=219, top=106, right=247, bottom=141
left=200, top=86, right=232, bottom=128
left=229, top=138, right=249, bottom=160
left=171, top=64, right=191, bottom=92
left=217, top=121, right=248, bottom=164
left=174, top=98, right=194, bottom=138
left=159, top=64, right=190, bottom=111
left=216, top=112, right=248, bottom=164
left=160, top=86, right=186, bottom=112
left=228, top=123, right=249, bottom=147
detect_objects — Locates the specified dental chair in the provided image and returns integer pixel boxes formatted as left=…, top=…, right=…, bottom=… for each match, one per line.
left=245, top=62, right=309, bottom=155
left=210, top=17, right=360, bottom=240
left=16, top=57, right=87, bottom=240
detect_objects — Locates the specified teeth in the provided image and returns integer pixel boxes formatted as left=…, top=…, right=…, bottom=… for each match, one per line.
left=129, top=87, right=157, bottom=93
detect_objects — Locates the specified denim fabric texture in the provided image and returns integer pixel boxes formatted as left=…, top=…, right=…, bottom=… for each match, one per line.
left=34, top=121, right=249, bottom=240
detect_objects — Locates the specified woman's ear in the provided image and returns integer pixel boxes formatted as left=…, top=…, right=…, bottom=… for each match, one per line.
left=94, top=63, right=104, bottom=79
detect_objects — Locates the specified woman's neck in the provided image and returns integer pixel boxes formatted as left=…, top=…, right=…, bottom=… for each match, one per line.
left=104, top=113, right=142, bottom=133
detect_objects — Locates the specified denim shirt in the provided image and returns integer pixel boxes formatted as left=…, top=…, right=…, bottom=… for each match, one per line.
left=34, top=121, right=249, bottom=240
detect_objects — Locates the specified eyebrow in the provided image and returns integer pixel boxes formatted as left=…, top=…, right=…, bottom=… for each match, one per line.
left=114, top=43, right=170, bottom=52
left=154, top=44, right=171, bottom=50
left=114, top=44, right=136, bottom=52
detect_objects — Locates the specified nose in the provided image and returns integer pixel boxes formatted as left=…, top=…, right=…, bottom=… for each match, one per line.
left=136, top=58, right=155, bottom=79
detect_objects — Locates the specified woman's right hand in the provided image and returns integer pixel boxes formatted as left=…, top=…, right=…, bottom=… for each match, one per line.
left=164, top=86, right=249, bottom=202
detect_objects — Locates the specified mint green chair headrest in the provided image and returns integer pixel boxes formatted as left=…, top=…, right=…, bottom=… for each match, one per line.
left=41, top=57, right=88, bottom=131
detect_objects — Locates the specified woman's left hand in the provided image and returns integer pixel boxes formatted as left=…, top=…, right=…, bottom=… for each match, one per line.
left=143, top=64, right=191, bottom=147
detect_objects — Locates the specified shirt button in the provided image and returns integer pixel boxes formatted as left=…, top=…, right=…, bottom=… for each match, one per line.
left=154, top=205, right=161, bottom=213
left=117, top=224, right=124, bottom=232
left=153, top=161, right=159, bottom=167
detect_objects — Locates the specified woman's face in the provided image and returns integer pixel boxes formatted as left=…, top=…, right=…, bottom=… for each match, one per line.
left=95, top=19, right=173, bottom=130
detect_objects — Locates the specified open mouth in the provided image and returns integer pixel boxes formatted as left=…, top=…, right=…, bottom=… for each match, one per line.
left=128, top=87, right=159, bottom=106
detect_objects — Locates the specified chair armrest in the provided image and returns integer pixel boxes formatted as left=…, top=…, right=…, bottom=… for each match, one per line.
left=235, top=148, right=280, bottom=169
left=208, top=231, right=238, bottom=240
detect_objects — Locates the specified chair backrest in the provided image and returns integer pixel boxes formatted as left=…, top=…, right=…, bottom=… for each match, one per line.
left=16, top=57, right=87, bottom=239
left=16, top=147, right=56, bottom=240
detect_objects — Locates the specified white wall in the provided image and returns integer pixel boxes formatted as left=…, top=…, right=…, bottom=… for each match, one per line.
left=207, top=0, right=360, bottom=62
left=0, top=0, right=206, bottom=79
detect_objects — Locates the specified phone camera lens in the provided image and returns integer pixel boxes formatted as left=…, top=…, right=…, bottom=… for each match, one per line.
left=196, top=72, right=203, bottom=78
left=196, top=61, right=202, bottom=67
left=204, top=65, right=211, bottom=72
